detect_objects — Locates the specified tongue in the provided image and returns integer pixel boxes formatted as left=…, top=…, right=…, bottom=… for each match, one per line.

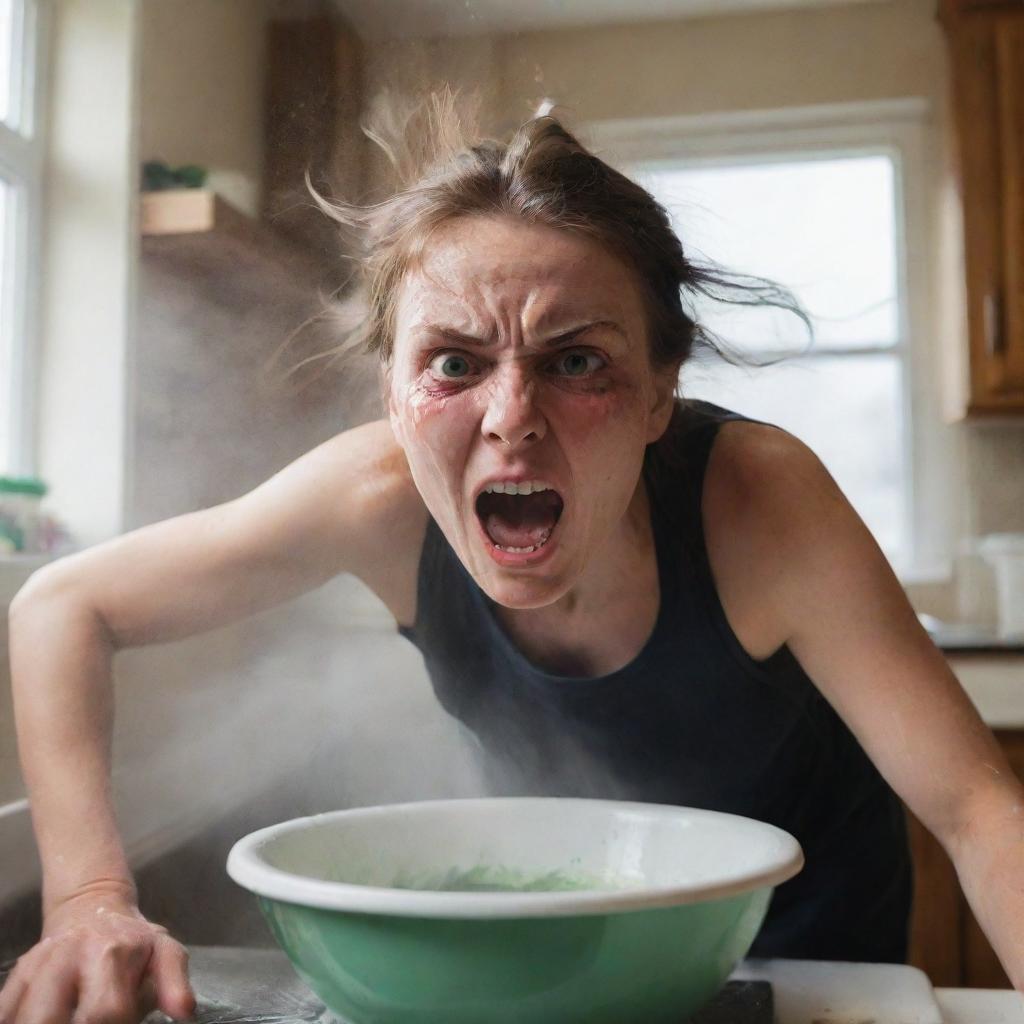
left=481, top=492, right=560, bottom=549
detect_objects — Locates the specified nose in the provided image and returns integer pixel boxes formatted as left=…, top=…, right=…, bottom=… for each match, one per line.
left=480, top=363, right=547, bottom=450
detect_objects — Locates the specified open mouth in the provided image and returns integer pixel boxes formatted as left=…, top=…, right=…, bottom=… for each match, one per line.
left=475, top=481, right=565, bottom=555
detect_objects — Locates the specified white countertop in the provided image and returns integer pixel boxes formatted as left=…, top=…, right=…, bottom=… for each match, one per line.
left=949, top=654, right=1024, bottom=729
left=936, top=988, right=1024, bottom=1024
left=734, top=958, right=1022, bottom=1024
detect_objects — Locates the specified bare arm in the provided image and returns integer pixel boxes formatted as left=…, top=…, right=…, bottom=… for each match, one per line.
left=2, top=419, right=418, bottom=1023
left=706, top=422, right=1024, bottom=988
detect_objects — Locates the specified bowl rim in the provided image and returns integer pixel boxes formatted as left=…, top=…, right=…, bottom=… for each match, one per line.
left=226, top=797, right=804, bottom=919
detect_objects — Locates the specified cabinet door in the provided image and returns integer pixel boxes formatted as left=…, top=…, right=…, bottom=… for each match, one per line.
left=946, top=1, right=1024, bottom=13
left=946, top=12, right=1024, bottom=411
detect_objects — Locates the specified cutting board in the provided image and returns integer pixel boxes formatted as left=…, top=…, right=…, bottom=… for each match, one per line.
left=731, top=958, right=945, bottom=1024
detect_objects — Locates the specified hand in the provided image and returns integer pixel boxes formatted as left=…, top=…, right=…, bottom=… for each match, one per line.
left=0, top=890, right=195, bottom=1024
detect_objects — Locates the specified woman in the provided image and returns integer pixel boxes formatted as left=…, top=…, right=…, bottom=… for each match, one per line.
left=4, top=95, right=1023, bottom=1024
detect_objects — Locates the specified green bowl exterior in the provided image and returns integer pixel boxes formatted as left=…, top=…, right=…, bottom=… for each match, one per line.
left=257, top=887, right=773, bottom=1024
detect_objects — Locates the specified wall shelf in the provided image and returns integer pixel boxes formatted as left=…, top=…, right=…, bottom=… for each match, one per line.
left=140, top=189, right=331, bottom=309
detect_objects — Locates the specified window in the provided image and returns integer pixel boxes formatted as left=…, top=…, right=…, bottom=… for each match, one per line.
left=0, top=0, right=45, bottom=475
left=590, top=100, right=949, bottom=579
left=641, top=154, right=905, bottom=558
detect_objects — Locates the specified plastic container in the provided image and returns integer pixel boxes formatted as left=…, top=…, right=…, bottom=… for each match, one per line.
left=978, top=533, right=1024, bottom=639
left=0, top=476, right=48, bottom=554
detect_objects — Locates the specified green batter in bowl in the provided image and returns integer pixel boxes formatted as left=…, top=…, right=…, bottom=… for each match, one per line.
left=226, top=797, right=802, bottom=1024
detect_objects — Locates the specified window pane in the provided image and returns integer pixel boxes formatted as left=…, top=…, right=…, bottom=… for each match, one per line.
left=638, top=156, right=900, bottom=354
left=681, top=352, right=906, bottom=560
left=0, top=0, right=12, bottom=127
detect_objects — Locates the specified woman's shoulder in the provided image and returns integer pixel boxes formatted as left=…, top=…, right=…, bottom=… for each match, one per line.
left=310, top=417, right=420, bottom=510
left=656, top=399, right=829, bottom=527
left=336, top=417, right=417, bottom=490
left=700, top=415, right=842, bottom=661
left=317, top=418, right=428, bottom=582
left=706, top=415, right=824, bottom=506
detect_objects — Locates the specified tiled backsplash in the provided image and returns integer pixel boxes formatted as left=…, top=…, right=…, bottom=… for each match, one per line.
left=964, top=424, right=1024, bottom=540
left=955, top=424, right=1024, bottom=626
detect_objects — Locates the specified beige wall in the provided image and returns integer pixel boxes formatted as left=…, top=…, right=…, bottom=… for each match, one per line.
left=361, top=2, right=945, bottom=145
left=499, top=0, right=945, bottom=121
left=138, top=0, right=273, bottom=216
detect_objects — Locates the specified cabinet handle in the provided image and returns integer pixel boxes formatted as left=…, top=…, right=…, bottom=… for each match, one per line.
left=984, top=291, right=1005, bottom=357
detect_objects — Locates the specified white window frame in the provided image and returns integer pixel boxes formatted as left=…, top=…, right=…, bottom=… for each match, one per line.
left=586, top=99, right=955, bottom=583
left=0, top=0, right=47, bottom=476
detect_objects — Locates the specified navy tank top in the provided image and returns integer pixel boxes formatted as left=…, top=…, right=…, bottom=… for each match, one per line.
left=398, top=399, right=912, bottom=961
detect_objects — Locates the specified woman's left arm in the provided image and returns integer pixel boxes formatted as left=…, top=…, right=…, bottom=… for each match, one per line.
left=712, top=424, right=1024, bottom=987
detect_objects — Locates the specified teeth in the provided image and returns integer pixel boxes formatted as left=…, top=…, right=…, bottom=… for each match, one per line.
left=484, top=479, right=554, bottom=496
left=493, top=526, right=554, bottom=555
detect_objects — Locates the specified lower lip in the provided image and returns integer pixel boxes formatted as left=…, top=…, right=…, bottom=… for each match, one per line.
left=474, top=513, right=561, bottom=569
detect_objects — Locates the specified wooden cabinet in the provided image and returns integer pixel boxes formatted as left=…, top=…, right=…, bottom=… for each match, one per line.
left=907, top=727, right=1024, bottom=987
left=941, top=2, right=1024, bottom=413
left=906, top=807, right=962, bottom=986
left=945, top=1, right=1024, bottom=13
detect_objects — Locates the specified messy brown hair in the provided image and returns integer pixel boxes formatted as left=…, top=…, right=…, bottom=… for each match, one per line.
left=294, top=87, right=810, bottom=384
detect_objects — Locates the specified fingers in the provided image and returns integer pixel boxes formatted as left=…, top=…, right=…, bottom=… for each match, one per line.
left=0, top=942, right=58, bottom=1024
left=135, top=976, right=158, bottom=1021
left=0, top=922, right=194, bottom=1024
left=75, top=940, right=150, bottom=1024
left=0, top=956, right=31, bottom=1022
left=147, top=937, right=195, bottom=1021
left=1, top=942, right=77, bottom=1024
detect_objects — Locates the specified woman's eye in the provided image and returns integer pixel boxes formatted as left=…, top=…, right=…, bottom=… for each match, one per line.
left=429, top=352, right=474, bottom=379
left=551, top=350, right=605, bottom=377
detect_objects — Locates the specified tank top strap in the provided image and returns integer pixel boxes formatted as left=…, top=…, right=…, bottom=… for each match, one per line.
left=646, top=400, right=749, bottom=575
left=648, top=399, right=806, bottom=680
left=397, top=514, right=451, bottom=644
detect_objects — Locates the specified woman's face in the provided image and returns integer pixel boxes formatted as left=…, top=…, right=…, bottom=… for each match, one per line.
left=388, top=215, right=676, bottom=610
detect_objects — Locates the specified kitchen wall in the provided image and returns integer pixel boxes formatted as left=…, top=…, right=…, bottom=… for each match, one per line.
left=138, top=0, right=271, bottom=217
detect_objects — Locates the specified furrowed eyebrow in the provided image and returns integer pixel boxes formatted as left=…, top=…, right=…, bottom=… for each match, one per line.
left=421, top=320, right=625, bottom=348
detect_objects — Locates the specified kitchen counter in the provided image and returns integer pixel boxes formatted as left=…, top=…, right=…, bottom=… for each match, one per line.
left=933, top=631, right=1024, bottom=656
left=922, top=614, right=1024, bottom=656
left=936, top=988, right=1023, bottom=1024
left=31, top=945, right=1007, bottom=1024
left=925, top=614, right=1024, bottom=654
left=946, top=652, right=1024, bottom=729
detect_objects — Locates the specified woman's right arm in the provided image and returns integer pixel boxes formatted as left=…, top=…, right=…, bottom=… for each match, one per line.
left=0, top=419, right=415, bottom=1024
